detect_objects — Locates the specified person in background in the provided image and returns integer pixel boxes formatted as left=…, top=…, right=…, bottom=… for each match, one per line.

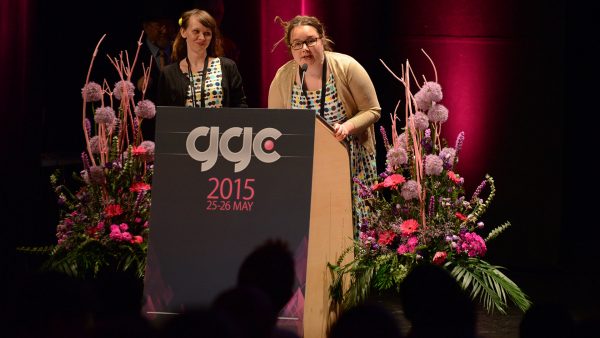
left=268, top=15, right=381, bottom=232
left=134, top=9, right=178, bottom=140
left=157, top=8, right=247, bottom=108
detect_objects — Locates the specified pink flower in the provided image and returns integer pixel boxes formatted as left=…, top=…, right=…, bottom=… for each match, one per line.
left=447, top=171, right=462, bottom=184
left=96, top=222, right=105, bottom=231
left=119, top=223, right=128, bottom=231
left=132, top=146, right=147, bottom=156
left=130, top=182, right=151, bottom=192
left=432, top=251, right=447, bottom=265
left=377, top=230, right=397, bottom=246
left=383, top=174, right=406, bottom=189
left=455, top=212, right=467, bottom=221
left=132, top=236, right=144, bottom=244
left=400, top=219, right=419, bottom=237
left=407, top=236, right=419, bottom=249
left=109, top=228, right=122, bottom=241
left=371, top=181, right=386, bottom=191
left=456, top=232, right=487, bottom=257
left=104, top=204, right=123, bottom=217
left=121, top=232, right=132, bottom=242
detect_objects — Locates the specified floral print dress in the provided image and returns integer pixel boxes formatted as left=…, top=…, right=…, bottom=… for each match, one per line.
left=185, top=58, right=224, bottom=108
left=291, top=72, right=378, bottom=233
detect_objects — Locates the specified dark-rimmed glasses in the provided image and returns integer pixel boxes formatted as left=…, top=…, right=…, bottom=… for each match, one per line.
left=290, top=37, right=320, bottom=50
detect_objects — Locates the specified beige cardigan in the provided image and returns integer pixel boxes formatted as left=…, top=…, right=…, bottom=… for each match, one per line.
left=268, top=51, right=381, bottom=153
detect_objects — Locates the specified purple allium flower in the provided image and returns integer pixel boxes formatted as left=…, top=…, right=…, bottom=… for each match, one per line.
left=113, top=80, right=135, bottom=101
left=427, top=103, right=449, bottom=123
left=414, top=90, right=432, bottom=111
left=439, top=147, right=456, bottom=167
left=139, top=140, right=156, bottom=161
left=386, top=146, right=408, bottom=171
left=397, top=132, right=407, bottom=150
left=81, top=81, right=103, bottom=102
left=425, top=154, right=443, bottom=176
left=89, top=136, right=101, bottom=154
left=420, top=81, right=443, bottom=102
left=401, top=180, right=421, bottom=200
left=89, top=165, right=105, bottom=185
left=412, top=111, right=429, bottom=131
left=94, top=106, right=116, bottom=125
left=135, top=99, right=156, bottom=119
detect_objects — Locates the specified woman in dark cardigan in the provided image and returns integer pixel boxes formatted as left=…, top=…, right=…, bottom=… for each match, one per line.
left=157, top=8, right=247, bottom=108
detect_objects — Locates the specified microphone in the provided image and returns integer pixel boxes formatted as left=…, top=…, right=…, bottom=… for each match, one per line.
left=299, top=63, right=308, bottom=89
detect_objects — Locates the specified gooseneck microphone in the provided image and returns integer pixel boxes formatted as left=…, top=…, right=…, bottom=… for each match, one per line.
left=299, top=63, right=309, bottom=108
left=299, top=63, right=308, bottom=88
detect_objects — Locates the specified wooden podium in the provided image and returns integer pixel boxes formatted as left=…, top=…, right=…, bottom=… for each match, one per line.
left=303, top=117, right=355, bottom=338
left=143, top=108, right=353, bottom=338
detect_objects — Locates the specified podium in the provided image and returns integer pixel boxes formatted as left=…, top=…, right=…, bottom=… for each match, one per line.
left=143, top=107, right=354, bottom=338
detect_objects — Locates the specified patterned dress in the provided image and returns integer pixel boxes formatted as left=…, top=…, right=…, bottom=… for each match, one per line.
left=185, top=58, right=224, bottom=108
left=291, top=72, right=378, bottom=232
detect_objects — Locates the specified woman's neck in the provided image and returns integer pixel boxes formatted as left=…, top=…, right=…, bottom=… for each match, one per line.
left=186, top=50, right=209, bottom=72
left=305, top=61, right=323, bottom=78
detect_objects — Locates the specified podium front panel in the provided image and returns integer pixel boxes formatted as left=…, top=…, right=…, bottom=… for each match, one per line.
left=143, top=107, right=315, bottom=315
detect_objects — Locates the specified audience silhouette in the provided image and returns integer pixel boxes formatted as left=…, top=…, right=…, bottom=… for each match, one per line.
left=328, top=301, right=404, bottom=338
left=519, top=301, right=575, bottom=338
left=399, top=263, right=477, bottom=338
left=211, top=285, right=278, bottom=338
left=236, top=239, right=296, bottom=313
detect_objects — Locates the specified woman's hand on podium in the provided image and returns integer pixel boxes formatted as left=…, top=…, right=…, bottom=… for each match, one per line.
left=333, top=121, right=355, bottom=141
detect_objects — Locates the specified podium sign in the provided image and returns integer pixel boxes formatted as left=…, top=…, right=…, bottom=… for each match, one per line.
left=143, top=107, right=315, bottom=315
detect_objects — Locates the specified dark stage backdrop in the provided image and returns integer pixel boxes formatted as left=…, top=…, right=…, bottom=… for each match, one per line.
left=6, top=0, right=596, bottom=307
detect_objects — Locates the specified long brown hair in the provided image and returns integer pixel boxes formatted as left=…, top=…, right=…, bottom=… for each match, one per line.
left=171, top=9, right=224, bottom=62
left=272, top=15, right=334, bottom=53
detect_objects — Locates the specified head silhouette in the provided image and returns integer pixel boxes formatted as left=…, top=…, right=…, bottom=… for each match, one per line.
left=329, top=301, right=403, bottom=338
left=236, top=239, right=295, bottom=312
left=399, top=263, right=476, bottom=338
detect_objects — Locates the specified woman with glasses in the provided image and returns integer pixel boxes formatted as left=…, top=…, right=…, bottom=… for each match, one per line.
left=268, top=15, right=381, bottom=233
left=157, top=9, right=247, bottom=108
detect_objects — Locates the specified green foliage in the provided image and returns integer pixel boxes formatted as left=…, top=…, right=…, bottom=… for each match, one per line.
left=447, top=258, right=531, bottom=314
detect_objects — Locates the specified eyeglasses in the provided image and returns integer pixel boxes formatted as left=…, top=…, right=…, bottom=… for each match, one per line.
left=290, top=37, right=320, bottom=50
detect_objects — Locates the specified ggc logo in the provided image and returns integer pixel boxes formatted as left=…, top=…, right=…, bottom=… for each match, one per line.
left=186, top=126, right=281, bottom=172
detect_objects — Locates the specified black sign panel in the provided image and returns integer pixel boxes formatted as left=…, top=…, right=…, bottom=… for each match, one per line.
left=142, top=107, right=315, bottom=315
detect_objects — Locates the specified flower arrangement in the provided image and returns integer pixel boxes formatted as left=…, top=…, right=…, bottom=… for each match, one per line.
left=23, top=34, right=157, bottom=279
left=328, top=52, right=531, bottom=314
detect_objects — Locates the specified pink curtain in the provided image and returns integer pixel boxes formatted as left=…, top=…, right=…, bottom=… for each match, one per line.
left=1, top=0, right=33, bottom=153
left=259, top=0, right=323, bottom=108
